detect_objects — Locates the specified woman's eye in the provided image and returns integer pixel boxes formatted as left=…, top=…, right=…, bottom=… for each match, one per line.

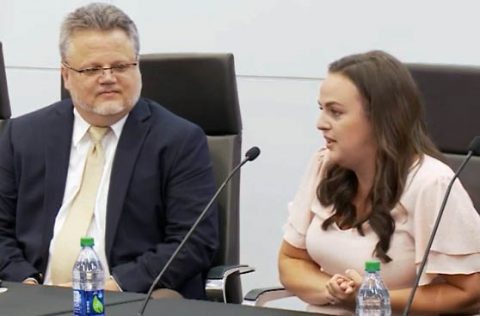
left=330, top=109, right=341, bottom=116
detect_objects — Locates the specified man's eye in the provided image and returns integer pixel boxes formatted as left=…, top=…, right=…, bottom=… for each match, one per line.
left=112, top=64, right=129, bottom=72
left=82, top=67, right=102, bottom=75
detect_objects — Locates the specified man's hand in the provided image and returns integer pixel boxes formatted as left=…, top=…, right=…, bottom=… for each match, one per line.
left=22, top=278, right=39, bottom=285
left=104, top=277, right=121, bottom=292
left=56, top=282, right=72, bottom=288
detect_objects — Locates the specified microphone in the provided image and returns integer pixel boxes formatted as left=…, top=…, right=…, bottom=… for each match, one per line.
left=402, top=136, right=480, bottom=316
left=137, top=146, right=261, bottom=315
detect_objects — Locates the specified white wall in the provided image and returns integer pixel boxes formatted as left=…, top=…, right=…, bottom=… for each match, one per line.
left=2, top=0, right=480, bottom=310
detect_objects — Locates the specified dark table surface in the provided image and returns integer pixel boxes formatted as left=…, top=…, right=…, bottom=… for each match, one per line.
left=0, top=281, right=322, bottom=316
left=0, top=281, right=144, bottom=315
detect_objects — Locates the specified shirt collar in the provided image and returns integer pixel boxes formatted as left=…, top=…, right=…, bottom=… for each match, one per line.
left=72, top=108, right=129, bottom=146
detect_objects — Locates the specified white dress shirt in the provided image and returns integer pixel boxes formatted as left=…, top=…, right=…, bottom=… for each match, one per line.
left=44, top=109, right=127, bottom=285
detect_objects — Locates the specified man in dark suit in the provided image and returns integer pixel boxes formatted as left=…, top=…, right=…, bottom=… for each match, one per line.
left=0, top=3, right=218, bottom=299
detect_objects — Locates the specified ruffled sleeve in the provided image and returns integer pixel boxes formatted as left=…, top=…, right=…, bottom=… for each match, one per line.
left=403, top=156, right=480, bottom=285
left=283, top=150, right=328, bottom=249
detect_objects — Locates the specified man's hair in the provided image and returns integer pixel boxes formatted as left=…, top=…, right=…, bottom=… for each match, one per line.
left=59, top=2, right=139, bottom=61
left=318, top=50, right=441, bottom=262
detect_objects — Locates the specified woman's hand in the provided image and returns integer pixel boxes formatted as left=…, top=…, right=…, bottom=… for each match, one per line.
left=325, top=269, right=363, bottom=306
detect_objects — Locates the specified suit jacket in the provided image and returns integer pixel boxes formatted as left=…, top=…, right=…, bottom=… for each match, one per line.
left=0, top=98, right=219, bottom=299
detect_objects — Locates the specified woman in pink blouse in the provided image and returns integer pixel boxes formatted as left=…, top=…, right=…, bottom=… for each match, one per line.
left=279, top=50, right=480, bottom=315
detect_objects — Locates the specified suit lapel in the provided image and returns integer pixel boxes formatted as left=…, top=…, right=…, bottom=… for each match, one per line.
left=41, top=101, right=74, bottom=269
left=105, top=100, right=151, bottom=258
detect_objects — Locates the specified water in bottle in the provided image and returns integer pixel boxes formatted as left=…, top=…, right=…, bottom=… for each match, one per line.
left=356, top=260, right=391, bottom=316
left=72, top=237, right=105, bottom=316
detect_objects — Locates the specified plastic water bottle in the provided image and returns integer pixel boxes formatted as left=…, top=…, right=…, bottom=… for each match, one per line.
left=355, top=260, right=391, bottom=316
left=72, top=237, right=105, bottom=316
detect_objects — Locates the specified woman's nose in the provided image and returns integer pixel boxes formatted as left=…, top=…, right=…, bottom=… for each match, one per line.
left=316, top=111, right=330, bottom=131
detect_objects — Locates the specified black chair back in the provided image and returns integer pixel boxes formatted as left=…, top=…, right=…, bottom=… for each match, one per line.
left=139, top=52, right=243, bottom=265
left=139, top=53, right=244, bottom=303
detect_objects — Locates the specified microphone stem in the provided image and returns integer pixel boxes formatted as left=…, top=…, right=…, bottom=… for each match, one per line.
left=402, top=151, right=473, bottom=316
left=137, top=157, right=249, bottom=316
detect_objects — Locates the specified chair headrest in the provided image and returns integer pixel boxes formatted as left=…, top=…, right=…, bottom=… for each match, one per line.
left=139, top=53, right=242, bottom=135
left=408, top=63, right=480, bottom=154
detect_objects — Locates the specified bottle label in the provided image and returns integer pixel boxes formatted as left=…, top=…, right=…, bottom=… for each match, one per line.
left=73, top=289, right=105, bottom=316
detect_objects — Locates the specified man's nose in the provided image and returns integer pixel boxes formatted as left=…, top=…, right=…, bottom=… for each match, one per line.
left=98, top=69, right=117, bottom=82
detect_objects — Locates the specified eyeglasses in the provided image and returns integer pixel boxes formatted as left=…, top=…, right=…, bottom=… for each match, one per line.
left=62, top=62, right=138, bottom=77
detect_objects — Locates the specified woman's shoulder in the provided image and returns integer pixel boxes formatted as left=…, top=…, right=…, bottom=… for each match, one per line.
left=400, top=154, right=466, bottom=211
left=407, top=154, right=454, bottom=187
left=419, top=154, right=452, bottom=171
left=399, top=155, right=450, bottom=205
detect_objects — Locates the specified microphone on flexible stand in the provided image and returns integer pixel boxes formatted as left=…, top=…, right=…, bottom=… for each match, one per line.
left=402, top=136, right=480, bottom=316
left=137, top=146, right=261, bottom=316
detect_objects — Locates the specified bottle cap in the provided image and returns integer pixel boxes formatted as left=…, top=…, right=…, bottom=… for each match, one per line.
left=364, top=260, right=380, bottom=272
left=80, top=236, right=94, bottom=247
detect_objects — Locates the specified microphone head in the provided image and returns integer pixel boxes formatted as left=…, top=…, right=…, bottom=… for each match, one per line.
left=245, top=146, right=261, bottom=161
left=468, top=136, right=480, bottom=156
